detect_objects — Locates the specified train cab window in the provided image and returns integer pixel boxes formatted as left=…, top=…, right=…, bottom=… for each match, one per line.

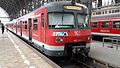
left=112, top=21, right=120, bottom=29
left=41, top=14, right=44, bottom=27
left=92, top=22, right=98, bottom=28
left=48, top=12, right=75, bottom=29
left=101, top=21, right=109, bottom=28
left=25, top=21, right=27, bottom=29
left=77, top=14, right=89, bottom=28
left=33, top=19, right=38, bottom=31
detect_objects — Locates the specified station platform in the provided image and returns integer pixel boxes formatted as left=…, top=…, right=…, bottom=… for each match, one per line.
left=89, top=40, right=120, bottom=67
left=0, top=30, right=52, bottom=68
left=1, top=29, right=120, bottom=68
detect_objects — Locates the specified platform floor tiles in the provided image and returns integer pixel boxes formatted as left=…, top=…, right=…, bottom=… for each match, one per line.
left=0, top=30, right=52, bottom=68
left=89, top=40, right=120, bottom=67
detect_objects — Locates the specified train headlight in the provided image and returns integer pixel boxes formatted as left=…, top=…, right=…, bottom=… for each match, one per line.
left=56, top=38, right=63, bottom=43
left=88, top=36, right=91, bottom=40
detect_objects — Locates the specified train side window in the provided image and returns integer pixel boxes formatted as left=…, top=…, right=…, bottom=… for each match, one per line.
left=25, top=21, right=27, bottom=29
left=18, top=22, right=20, bottom=28
left=22, top=21, right=25, bottom=29
left=33, top=19, right=38, bottom=31
left=112, top=21, right=120, bottom=29
left=92, top=22, right=98, bottom=28
left=101, top=21, right=109, bottom=28
left=23, top=21, right=24, bottom=24
left=41, top=14, right=44, bottom=27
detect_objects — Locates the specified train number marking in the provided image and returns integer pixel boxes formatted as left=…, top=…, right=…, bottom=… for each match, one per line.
left=74, top=31, right=81, bottom=36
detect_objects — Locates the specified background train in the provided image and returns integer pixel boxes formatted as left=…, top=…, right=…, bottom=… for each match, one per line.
left=7, top=1, right=91, bottom=57
left=91, top=5, right=120, bottom=40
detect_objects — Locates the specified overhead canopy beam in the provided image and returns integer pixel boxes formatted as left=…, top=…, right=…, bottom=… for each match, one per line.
left=0, top=0, right=93, bottom=21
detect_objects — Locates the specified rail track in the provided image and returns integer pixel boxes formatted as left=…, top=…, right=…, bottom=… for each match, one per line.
left=50, top=54, right=97, bottom=68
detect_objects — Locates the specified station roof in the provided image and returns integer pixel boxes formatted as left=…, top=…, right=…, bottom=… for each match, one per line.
left=0, top=0, right=30, bottom=20
left=0, top=0, right=93, bottom=20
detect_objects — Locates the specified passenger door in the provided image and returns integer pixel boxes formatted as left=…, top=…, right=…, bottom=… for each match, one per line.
left=28, top=18, right=32, bottom=41
left=16, top=22, right=17, bottom=33
left=20, top=21, right=22, bottom=36
left=41, top=13, right=46, bottom=43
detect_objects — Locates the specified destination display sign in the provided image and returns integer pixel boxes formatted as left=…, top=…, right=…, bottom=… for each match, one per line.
left=64, top=6, right=82, bottom=10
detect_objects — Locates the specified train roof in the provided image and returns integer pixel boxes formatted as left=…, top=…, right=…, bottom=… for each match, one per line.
left=15, top=1, right=88, bottom=21
left=44, top=1, right=73, bottom=12
left=92, top=13, right=120, bottom=18
left=45, top=1, right=73, bottom=7
left=42, top=1, right=87, bottom=12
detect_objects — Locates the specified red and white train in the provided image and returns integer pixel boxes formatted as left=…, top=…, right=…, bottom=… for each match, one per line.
left=7, top=1, right=91, bottom=57
left=91, top=5, right=120, bottom=39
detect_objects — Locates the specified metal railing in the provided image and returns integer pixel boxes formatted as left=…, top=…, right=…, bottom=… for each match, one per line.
left=103, top=36, right=120, bottom=50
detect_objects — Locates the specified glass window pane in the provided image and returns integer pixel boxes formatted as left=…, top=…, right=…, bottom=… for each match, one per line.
left=101, top=21, right=109, bottom=28
left=77, top=15, right=85, bottom=24
left=77, top=14, right=89, bottom=28
left=33, top=19, right=38, bottom=30
left=112, top=21, right=120, bottom=29
left=48, top=12, right=75, bottom=29
left=25, top=21, right=27, bottom=29
left=41, top=14, right=44, bottom=27
left=92, top=22, right=98, bottom=28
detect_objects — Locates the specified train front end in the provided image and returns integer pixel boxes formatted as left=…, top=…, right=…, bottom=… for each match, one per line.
left=44, top=2, right=91, bottom=57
